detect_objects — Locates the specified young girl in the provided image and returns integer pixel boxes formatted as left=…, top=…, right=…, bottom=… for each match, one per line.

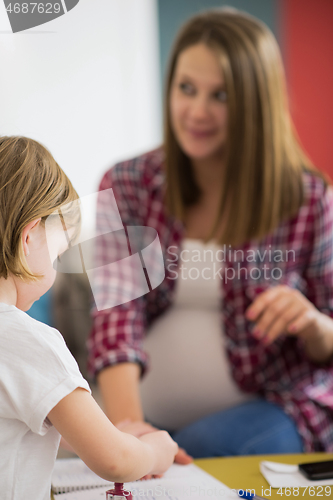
left=0, top=136, right=178, bottom=500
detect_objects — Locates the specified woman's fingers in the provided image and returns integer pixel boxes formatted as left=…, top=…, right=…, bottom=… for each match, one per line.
left=259, top=303, right=307, bottom=344
left=174, top=447, right=193, bottom=464
left=252, top=293, right=296, bottom=339
left=254, top=300, right=305, bottom=344
left=247, top=285, right=318, bottom=344
left=287, top=308, right=318, bottom=334
left=246, top=286, right=286, bottom=321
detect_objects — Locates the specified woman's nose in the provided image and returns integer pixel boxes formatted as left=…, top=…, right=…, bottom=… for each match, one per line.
left=189, top=95, right=210, bottom=120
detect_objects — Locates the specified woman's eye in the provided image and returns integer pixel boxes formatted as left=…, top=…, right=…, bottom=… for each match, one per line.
left=179, top=82, right=195, bottom=95
left=215, top=90, right=227, bottom=102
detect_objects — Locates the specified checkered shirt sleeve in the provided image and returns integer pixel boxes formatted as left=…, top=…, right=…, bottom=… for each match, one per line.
left=87, top=160, right=150, bottom=378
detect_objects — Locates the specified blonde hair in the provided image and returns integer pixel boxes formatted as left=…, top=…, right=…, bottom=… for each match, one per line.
left=164, top=8, right=325, bottom=245
left=0, top=136, right=79, bottom=280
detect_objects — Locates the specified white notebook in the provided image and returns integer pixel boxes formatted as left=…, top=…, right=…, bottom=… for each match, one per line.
left=52, top=459, right=236, bottom=499
left=52, top=458, right=111, bottom=493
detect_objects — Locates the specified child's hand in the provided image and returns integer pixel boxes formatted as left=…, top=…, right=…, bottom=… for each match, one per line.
left=117, top=420, right=192, bottom=480
left=139, top=430, right=178, bottom=476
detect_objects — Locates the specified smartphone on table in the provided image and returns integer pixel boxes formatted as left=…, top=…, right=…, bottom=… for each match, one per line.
left=299, top=460, right=333, bottom=480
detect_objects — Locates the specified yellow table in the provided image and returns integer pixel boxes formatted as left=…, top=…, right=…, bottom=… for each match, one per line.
left=195, top=453, right=333, bottom=500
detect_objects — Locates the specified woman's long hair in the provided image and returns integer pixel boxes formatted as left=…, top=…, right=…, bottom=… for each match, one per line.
left=164, top=8, right=325, bottom=245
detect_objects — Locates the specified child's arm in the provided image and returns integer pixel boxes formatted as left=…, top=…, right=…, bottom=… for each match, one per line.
left=48, top=387, right=178, bottom=483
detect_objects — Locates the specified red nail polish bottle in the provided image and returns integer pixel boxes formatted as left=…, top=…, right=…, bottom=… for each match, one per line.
left=106, top=482, right=133, bottom=500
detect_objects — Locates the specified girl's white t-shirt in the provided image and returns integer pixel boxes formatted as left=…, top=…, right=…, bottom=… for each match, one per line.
left=0, top=302, right=91, bottom=500
left=140, top=239, right=254, bottom=431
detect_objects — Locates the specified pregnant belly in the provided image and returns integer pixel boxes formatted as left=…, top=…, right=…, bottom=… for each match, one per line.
left=140, top=307, right=254, bottom=432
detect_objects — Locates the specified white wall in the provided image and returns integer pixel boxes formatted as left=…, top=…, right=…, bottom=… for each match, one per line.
left=0, top=0, right=161, bottom=227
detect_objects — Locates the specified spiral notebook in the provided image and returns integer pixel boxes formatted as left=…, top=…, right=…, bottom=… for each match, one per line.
left=52, top=458, right=112, bottom=493
left=52, top=458, right=235, bottom=499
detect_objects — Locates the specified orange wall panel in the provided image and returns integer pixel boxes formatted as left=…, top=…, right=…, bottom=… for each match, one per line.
left=281, top=0, right=333, bottom=178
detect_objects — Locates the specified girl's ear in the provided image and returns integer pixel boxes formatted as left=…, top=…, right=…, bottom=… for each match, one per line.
left=22, top=218, right=42, bottom=256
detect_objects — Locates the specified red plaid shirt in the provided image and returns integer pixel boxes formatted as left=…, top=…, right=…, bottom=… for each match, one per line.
left=88, top=148, right=333, bottom=452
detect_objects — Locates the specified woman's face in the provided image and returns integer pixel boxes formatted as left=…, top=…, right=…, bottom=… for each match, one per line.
left=170, top=43, right=228, bottom=163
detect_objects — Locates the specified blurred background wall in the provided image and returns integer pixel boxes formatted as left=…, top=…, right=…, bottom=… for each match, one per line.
left=0, top=0, right=332, bottom=325
left=281, top=0, right=333, bottom=180
left=158, top=0, right=276, bottom=81
left=0, top=0, right=162, bottom=220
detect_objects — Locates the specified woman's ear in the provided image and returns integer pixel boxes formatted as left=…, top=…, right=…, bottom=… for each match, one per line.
left=22, top=218, right=42, bottom=257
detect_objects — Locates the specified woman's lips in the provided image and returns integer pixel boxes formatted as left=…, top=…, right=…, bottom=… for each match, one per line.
left=186, top=128, right=216, bottom=139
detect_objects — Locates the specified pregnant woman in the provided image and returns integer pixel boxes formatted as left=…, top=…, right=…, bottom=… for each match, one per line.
left=88, top=8, right=333, bottom=459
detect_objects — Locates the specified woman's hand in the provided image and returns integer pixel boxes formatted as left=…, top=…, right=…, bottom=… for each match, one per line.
left=116, top=419, right=193, bottom=479
left=246, top=285, right=319, bottom=344
left=245, top=285, right=333, bottom=362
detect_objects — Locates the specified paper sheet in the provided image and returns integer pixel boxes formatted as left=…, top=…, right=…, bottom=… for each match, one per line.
left=53, top=462, right=237, bottom=499
left=260, top=461, right=333, bottom=488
